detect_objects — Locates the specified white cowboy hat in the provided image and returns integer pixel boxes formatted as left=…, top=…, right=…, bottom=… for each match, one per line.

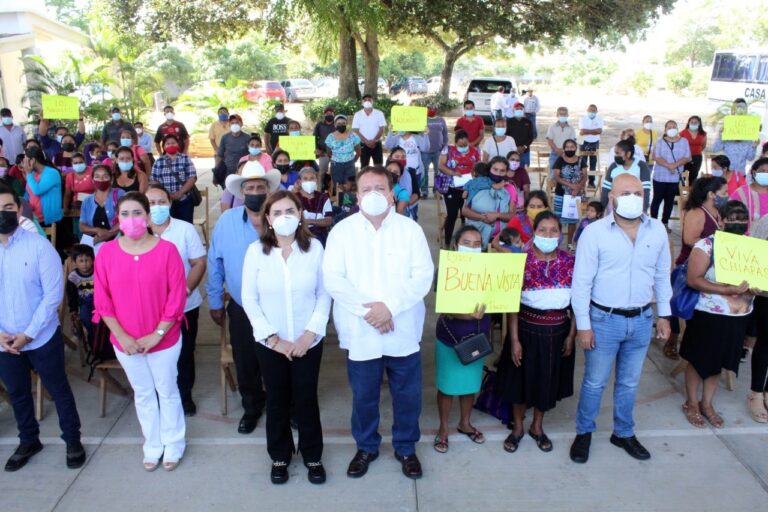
left=225, top=160, right=281, bottom=198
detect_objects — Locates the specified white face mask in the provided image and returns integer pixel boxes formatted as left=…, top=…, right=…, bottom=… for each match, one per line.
left=363, top=101, right=373, bottom=109
left=666, top=128, right=678, bottom=138
left=165, top=112, right=174, bottom=121
left=360, top=191, right=390, bottom=217
left=614, top=194, right=644, bottom=220
left=457, top=245, right=482, bottom=253
left=271, top=214, right=300, bottom=236
left=275, top=112, right=285, bottom=120
left=301, top=181, right=317, bottom=194
left=230, top=124, right=241, bottom=133
left=135, top=128, right=143, bottom=135
left=643, top=122, right=653, bottom=130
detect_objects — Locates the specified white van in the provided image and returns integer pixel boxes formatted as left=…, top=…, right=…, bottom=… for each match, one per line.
left=464, top=77, right=516, bottom=123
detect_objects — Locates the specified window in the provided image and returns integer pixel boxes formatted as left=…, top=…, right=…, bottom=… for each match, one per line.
left=467, top=80, right=512, bottom=93
left=734, top=55, right=757, bottom=81
left=713, top=54, right=736, bottom=81
left=755, top=56, right=768, bottom=84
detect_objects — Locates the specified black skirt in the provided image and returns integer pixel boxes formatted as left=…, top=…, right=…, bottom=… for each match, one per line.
left=679, top=309, right=750, bottom=379
left=496, top=318, right=575, bottom=412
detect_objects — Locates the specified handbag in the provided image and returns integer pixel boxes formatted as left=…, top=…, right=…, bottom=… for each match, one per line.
left=561, top=193, right=580, bottom=220
left=473, top=366, right=511, bottom=425
left=171, top=166, right=202, bottom=207
left=670, top=263, right=698, bottom=320
left=440, top=316, right=492, bottom=365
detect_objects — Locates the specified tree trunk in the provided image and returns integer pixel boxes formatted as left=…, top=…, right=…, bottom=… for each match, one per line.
left=439, top=46, right=461, bottom=98
left=338, top=20, right=359, bottom=100
left=360, top=28, right=380, bottom=98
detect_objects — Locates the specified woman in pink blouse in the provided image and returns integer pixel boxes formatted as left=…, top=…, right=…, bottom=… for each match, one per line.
left=93, top=191, right=187, bottom=472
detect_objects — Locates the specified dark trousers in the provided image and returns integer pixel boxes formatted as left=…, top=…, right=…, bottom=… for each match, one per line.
left=177, top=307, right=199, bottom=402
left=526, top=113, right=538, bottom=139
left=443, top=187, right=465, bottom=247
left=752, top=297, right=768, bottom=392
left=254, top=342, right=324, bottom=463
left=347, top=351, right=422, bottom=456
left=650, top=180, right=679, bottom=225
left=227, top=301, right=266, bottom=417
left=580, top=141, right=599, bottom=186
left=685, top=154, right=703, bottom=184
left=360, top=142, right=383, bottom=167
left=171, top=196, right=194, bottom=224
left=0, top=330, right=81, bottom=445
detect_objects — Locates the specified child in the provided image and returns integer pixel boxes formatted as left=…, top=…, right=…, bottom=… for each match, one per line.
left=66, top=245, right=95, bottom=344
left=333, top=175, right=359, bottom=224
left=463, top=161, right=492, bottom=205
left=496, top=227, right=524, bottom=253
left=574, top=201, right=604, bottom=245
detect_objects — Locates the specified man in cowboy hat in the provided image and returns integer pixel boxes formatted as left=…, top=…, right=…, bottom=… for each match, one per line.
left=206, top=160, right=281, bottom=434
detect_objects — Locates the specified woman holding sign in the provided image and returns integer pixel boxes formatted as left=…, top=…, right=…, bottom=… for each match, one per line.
left=497, top=211, right=576, bottom=453
left=711, top=98, right=760, bottom=193
left=679, top=200, right=758, bottom=429
left=433, top=225, right=490, bottom=454
left=730, top=158, right=768, bottom=230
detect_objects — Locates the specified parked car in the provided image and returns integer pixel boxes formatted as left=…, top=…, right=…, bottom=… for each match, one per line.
left=389, top=76, right=429, bottom=96
left=426, top=76, right=462, bottom=97
left=244, top=80, right=287, bottom=103
left=281, top=78, right=318, bottom=102
left=314, top=77, right=339, bottom=98
left=358, top=78, right=389, bottom=95
left=463, top=77, right=516, bottom=123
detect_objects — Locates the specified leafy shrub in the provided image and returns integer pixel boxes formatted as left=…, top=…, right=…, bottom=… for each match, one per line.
left=666, top=67, right=693, bottom=94
left=629, top=71, right=654, bottom=96
left=303, top=97, right=402, bottom=123
left=410, top=94, right=460, bottom=114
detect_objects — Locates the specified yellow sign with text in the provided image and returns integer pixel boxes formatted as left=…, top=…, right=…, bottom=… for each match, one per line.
left=722, top=115, right=761, bottom=141
left=41, top=95, right=80, bottom=120
left=714, top=231, right=768, bottom=291
left=278, top=135, right=316, bottom=160
left=391, top=106, right=427, bottom=132
left=435, top=250, right=527, bottom=314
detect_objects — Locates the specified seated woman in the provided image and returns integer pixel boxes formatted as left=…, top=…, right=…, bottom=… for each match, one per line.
left=113, top=146, right=149, bottom=194
left=385, top=160, right=415, bottom=218
left=63, top=152, right=95, bottom=214
left=295, top=167, right=333, bottom=245
left=79, top=164, right=123, bottom=246
left=461, top=156, right=511, bottom=247
left=273, top=150, right=299, bottom=191
left=119, top=128, right=152, bottom=175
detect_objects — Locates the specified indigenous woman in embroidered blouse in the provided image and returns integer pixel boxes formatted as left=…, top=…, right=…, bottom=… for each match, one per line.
left=497, top=211, right=576, bottom=454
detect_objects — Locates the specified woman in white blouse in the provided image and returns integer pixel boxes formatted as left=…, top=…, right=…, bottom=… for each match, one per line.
left=241, top=190, right=331, bottom=486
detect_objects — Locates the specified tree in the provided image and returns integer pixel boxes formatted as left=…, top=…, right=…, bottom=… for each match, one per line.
left=45, top=0, right=90, bottom=32
left=664, top=23, right=718, bottom=68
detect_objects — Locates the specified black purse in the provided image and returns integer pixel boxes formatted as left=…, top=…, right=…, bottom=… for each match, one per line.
left=171, top=166, right=202, bottom=207
left=441, top=316, right=492, bottom=366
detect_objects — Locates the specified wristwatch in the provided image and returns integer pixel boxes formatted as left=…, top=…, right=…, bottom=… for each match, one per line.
left=155, top=328, right=166, bottom=338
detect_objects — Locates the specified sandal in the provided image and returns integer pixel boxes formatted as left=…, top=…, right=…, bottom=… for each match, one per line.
left=699, top=402, right=724, bottom=429
left=748, top=392, right=768, bottom=423
left=528, top=430, right=553, bottom=452
left=162, top=458, right=181, bottom=471
left=681, top=403, right=706, bottom=428
left=663, top=340, right=679, bottom=360
left=433, top=435, right=449, bottom=453
left=143, top=458, right=159, bottom=472
left=457, top=427, right=485, bottom=444
left=503, top=432, right=523, bottom=453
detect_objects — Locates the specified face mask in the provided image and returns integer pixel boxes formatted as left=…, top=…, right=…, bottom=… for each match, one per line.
left=219, top=113, right=229, bottom=122
left=73, top=163, right=87, bottom=173
left=165, top=145, right=179, bottom=155
left=457, top=245, right=482, bottom=253
left=0, top=211, right=19, bottom=234
left=494, top=127, right=506, bottom=136
left=588, top=112, right=596, bottom=119
left=150, top=204, right=171, bottom=225
left=643, top=122, right=653, bottom=130
left=533, top=235, right=559, bottom=253
left=489, top=173, right=505, bottom=183
left=457, top=145, right=469, bottom=154
left=514, top=110, right=524, bottom=119
left=564, top=150, right=576, bottom=157
left=465, top=110, right=475, bottom=117
left=244, top=193, right=267, bottom=212
left=56, top=135, right=64, bottom=144
left=118, top=161, right=133, bottom=172
left=112, top=113, right=122, bottom=122
left=360, top=191, right=390, bottom=216
left=289, top=130, right=301, bottom=137
left=301, top=181, right=317, bottom=194
left=614, top=194, right=644, bottom=220
left=1, top=117, right=12, bottom=126
left=427, top=109, right=437, bottom=117
left=724, top=222, right=748, bottom=235
left=230, top=124, right=241, bottom=133
left=119, top=217, right=147, bottom=240
left=0, top=167, right=7, bottom=178
left=248, top=147, right=261, bottom=156
left=61, top=142, right=75, bottom=152
left=165, top=112, right=174, bottom=121
left=527, top=207, right=543, bottom=222
left=558, top=116, right=567, bottom=124
left=754, top=173, right=768, bottom=186
left=713, top=195, right=728, bottom=210
left=275, top=112, right=285, bottom=120
left=363, top=101, right=373, bottom=109
left=135, top=128, right=143, bottom=135
left=736, top=106, right=747, bottom=114
left=395, top=159, right=407, bottom=167
left=324, top=114, right=334, bottom=123
left=106, top=151, right=114, bottom=159
left=120, top=138, right=132, bottom=147
left=666, top=128, right=678, bottom=138
left=711, top=168, right=724, bottom=177
left=94, top=180, right=111, bottom=191
left=272, top=214, right=300, bottom=236
left=689, top=123, right=699, bottom=131
left=509, top=161, right=520, bottom=171
left=276, top=164, right=291, bottom=174
left=336, top=125, right=347, bottom=133
left=614, top=156, right=626, bottom=166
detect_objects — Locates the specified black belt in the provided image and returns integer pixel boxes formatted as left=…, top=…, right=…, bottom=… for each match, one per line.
left=590, top=301, right=651, bottom=318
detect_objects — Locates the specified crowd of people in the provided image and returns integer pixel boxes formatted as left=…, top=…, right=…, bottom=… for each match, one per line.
left=0, top=94, right=767, bottom=487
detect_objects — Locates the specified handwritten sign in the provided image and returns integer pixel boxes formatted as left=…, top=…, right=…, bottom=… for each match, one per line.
left=41, top=95, right=80, bottom=120
left=435, top=250, right=527, bottom=314
left=722, top=115, right=761, bottom=141
left=391, top=106, right=427, bottom=132
left=714, top=231, right=768, bottom=291
left=278, top=135, right=316, bottom=160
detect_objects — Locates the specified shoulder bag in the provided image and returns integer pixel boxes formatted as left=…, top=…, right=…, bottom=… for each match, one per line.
left=171, top=161, right=202, bottom=207
left=440, top=316, right=492, bottom=365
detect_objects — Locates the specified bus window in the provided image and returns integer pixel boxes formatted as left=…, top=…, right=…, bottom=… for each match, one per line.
left=713, top=53, right=737, bottom=80
left=757, top=56, right=768, bottom=84
left=734, top=55, right=757, bottom=81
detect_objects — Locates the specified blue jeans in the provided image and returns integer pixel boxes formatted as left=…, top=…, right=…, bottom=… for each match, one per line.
left=526, top=113, right=537, bottom=139
left=421, top=151, right=440, bottom=195
left=549, top=152, right=559, bottom=180
left=575, top=305, right=653, bottom=438
left=492, top=109, right=503, bottom=123
left=347, top=351, right=422, bottom=456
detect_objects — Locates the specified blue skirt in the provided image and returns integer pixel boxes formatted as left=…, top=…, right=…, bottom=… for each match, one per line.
left=435, top=339, right=484, bottom=396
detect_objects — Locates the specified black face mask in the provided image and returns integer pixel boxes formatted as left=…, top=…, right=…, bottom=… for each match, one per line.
left=564, top=150, right=577, bottom=158
left=276, top=164, right=291, bottom=174
left=614, top=156, right=625, bottom=166
left=325, top=114, right=334, bottom=123
left=61, top=143, right=76, bottom=152
left=489, top=173, right=505, bottom=183
left=336, top=125, right=347, bottom=133
left=724, top=222, right=748, bottom=236
left=0, top=211, right=19, bottom=235
left=243, top=193, right=267, bottom=213
left=25, top=148, right=38, bottom=158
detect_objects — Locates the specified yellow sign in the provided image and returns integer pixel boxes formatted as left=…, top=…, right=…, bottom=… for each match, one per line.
left=278, top=135, right=316, bottom=160
left=41, top=95, right=80, bottom=120
left=714, top=231, right=768, bottom=291
left=435, top=250, right=527, bottom=314
left=722, top=115, right=761, bottom=141
left=391, top=106, right=427, bottom=132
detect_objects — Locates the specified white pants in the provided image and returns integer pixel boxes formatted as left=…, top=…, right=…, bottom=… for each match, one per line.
left=115, top=339, right=185, bottom=461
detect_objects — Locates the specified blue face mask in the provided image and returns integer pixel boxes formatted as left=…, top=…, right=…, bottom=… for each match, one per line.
left=588, top=112, right=596, bottom=119
left=118, top=161, right=133, bottom=172
left=558, top=116, right=568, bottom=124
left=533, top=235, right=559, bottom=254
left=711, top=168, right=723, bottom=177
left=106, top=151, right=113, bottom=159
left=457, top=145, right=470, bottom=154
left=514, top=110, right=524, bottom=119
left=494, top=127, right=506, bottom=136
left=120, top=138, right=132, bottom=147
left=150, top=205, right=171, bottom=225
left=1, top=117, right=12, bottom=126
left=289, top=131, right=301, bottom=137
left=73, top=163, right=87, bottom=173
left=713, top=195, right=728, bottom=210
left=248, top=147, right=262, bottom=156
left=219, top=113, right=229, bottom=122
left=112, top=113, right=122, bottom=122
left=755, top=172, right=768, bottom=186
left=464, top=110, right=475, bottom=117
left=56, top=135, right=64, bottom=143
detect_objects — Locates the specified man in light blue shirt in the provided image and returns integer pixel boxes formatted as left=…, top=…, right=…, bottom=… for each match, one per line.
left=207, top=161, right=280, bottom=434
left=134, top=122, right=155, bottom=156
left=569, top=174, right=672, bottom=464
left=0, top=185, right=85, bottom=472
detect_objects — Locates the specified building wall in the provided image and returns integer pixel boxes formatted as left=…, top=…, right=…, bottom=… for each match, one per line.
left=0, top=48, right=30, bottom=131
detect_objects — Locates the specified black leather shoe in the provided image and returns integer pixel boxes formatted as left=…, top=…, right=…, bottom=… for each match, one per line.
left=610, top=434, right=651, bottom=460
left=346, top=450, right=378, bottom=478
left=394, top=452, right=423, bottom=480
left=270, top=461, right=289, bottom=484
left=66, top=441, right=86, bottom=469
left=182, top=400, right=197, bottom=417
left=5, top=441, right=43, bottom=472
left=238, top=414, right=259, bottom=434
left=306, top=461, right=326, bottom=484
left=570, top=433, right=591, bottom=464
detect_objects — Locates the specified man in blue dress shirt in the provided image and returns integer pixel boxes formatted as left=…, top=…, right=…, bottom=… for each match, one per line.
left=0, top=184, right=85, bottom=471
